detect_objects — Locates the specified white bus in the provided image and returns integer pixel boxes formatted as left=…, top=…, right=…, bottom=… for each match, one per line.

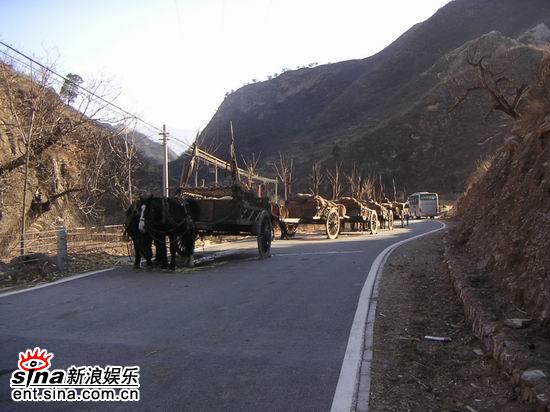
left=408, top=192, right=439, bottom=219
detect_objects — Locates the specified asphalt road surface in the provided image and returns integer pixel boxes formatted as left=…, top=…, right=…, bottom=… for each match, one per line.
left=0, top=219, right=442, bottom=411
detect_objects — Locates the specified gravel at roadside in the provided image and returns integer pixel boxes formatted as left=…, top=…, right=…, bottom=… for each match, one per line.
left=368, top=230, right=526, bottom=411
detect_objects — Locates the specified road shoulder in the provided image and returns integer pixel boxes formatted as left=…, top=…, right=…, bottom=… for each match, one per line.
left=365, top=230, right=523, bottom=411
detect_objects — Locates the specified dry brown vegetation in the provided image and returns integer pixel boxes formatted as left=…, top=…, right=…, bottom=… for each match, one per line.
left=0, top=59, right=160, bottom=255
left=452, top=49, right=550, bottom=325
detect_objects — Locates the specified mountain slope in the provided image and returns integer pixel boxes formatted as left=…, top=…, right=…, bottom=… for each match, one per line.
left=452, top=51, right=550, bottom=323
left=181, top=0, right=550, bottom=196
left=0, top=62, right=162, bottom=244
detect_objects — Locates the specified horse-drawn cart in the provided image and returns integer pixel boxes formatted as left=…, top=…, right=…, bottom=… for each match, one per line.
left=278, top=194, right=344, bottom=240
left=337, top=197, right=379, bottom=235
left=365, top=200, right=394, bottom=230
left=383, top=201, right=408, bottom=228
left=178, top=186, right=273, bottom=259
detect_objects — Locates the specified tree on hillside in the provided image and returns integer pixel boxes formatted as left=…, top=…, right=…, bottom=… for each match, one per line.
left=59, top=73, right=83, bottom=104
left=0, top=58, right=139, bottom=248
left=346, top=165, right=366, bottom=200
left=363, top=174, right=375, bottom=201
left=242, top=152, right=261, bottom=190
left=74, top=122, right=140, bottom=218
left=309, top=161, right=323, bottom=196
left=448, top=51, right=529, bottom=120
left=327, top=162, right=343, bottom=200
left=273, top=152, right=293, bottom=201
left=0, top=61, right=70, bottom=253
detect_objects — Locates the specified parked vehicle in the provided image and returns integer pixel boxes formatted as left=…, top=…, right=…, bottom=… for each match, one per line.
left=408, top=192, right=439, bottom=219
left=337, top=197, right=379, bottom=235
left=178, top=186, right=273, bottom=259
left=365, top=200, right=394, bottom=230
left=382, top=201, right=407, bottom=228
left=279, top=194, right=344, bottom=239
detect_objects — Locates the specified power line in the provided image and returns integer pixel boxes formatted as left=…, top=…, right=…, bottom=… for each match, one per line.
left=0, top=40, right=162, bottom=133
left=0, top=41, right=195, bottom=152
left=0, top=48, right=155, bottom=148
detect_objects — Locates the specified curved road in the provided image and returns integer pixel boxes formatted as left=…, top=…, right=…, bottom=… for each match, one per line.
left=0, top=219, right=442, bottom=411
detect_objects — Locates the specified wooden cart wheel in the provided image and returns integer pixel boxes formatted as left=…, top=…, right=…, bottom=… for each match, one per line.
left=326, top=209, right=340, bottom=239
left=388, top=210, right=394, bottom=230
left=257, top=211, right=272, bottom=259
left=370, top=213, right=379, bottom=235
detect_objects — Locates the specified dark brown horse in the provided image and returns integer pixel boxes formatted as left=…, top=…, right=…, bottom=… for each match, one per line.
left=124, top=201, right=154, bottom=269
left=138, top=196, right=198, bottom=270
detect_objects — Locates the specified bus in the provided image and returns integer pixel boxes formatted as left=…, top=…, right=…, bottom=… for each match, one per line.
left=408, top=192, right=439, bottom=219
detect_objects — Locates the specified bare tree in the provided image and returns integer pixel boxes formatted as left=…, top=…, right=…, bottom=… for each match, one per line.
left=273, top=152, right=293, bottom=200
left=242, top=152, right=261, bottom=189
left=362, top=174, right=375, bottom=201
left=378, top=174, right=386, bottom=202
left=327, top=162, right=343, bottom=200
left=309, top=161, right=323, bottom=196
left=0, top=60, right=68, bottom=253
left=448, top=51, right=529, bottom=120
left=0, top=64, right=116, bottom=178
left=107, top=122, right=139, bottom=208
left=346, top=165, right=363, bottom=199
left=0, top=57, right=139, bottom=233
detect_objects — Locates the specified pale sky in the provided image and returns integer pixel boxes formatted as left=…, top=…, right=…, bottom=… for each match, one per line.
left=0, top=0, right=452, bottom=151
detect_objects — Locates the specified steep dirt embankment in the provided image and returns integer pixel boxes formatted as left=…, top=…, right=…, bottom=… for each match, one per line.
left=452, top=54, right=550, bottom=324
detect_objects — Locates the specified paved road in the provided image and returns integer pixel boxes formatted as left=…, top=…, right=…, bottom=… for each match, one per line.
left=0, top=219, right=441, bottom=411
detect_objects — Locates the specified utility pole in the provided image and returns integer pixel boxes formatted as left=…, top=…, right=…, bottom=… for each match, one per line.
left=159, top=124, right=170, bottom=197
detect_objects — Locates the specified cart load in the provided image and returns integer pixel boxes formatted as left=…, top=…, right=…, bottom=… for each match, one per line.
left=279, top=193, right=345, bottom=240
left=177, top=185, right=272, bottom=258
left=364, top=200, right=394, bottom=230
left=382, top=201, right=407, bottom=227
left=338, top=197, right=379, bottom=234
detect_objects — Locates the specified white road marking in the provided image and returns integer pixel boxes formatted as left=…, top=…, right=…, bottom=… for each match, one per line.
left=0, top=268, right=115, bottom=298
left=330, top=221, right=446, bottom=412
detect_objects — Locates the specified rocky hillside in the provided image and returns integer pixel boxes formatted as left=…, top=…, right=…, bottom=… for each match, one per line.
left=0, top=62, right=162, bottom=247
left=99, top=123, right=178, bottom=166
left=452, top=51, right=550, bottom=325
left=177, top=0, right=550, bottom=197
left=132, top=129, right=177, bottom=166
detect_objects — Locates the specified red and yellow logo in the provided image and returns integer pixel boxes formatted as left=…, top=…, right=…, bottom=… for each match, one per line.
left=18, top=347, right=53, bottom=372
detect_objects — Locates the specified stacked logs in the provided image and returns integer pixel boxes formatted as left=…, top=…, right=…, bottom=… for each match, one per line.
left=338, top=197, right=370, bottom=219
left=285, top=193, right=346, bottom=218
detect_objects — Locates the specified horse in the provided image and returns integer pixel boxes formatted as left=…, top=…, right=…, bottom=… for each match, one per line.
left=138, top=196, right=198, bottom=270
left=124, top=201, right=154, bottom=269
left=365, top=200, right=393, bottom=230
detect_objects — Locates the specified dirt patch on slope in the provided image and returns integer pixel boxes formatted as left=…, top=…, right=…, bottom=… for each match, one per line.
left=451, top=52, right=550, bottom=325
left=369, top=231, right=526, bottom=411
